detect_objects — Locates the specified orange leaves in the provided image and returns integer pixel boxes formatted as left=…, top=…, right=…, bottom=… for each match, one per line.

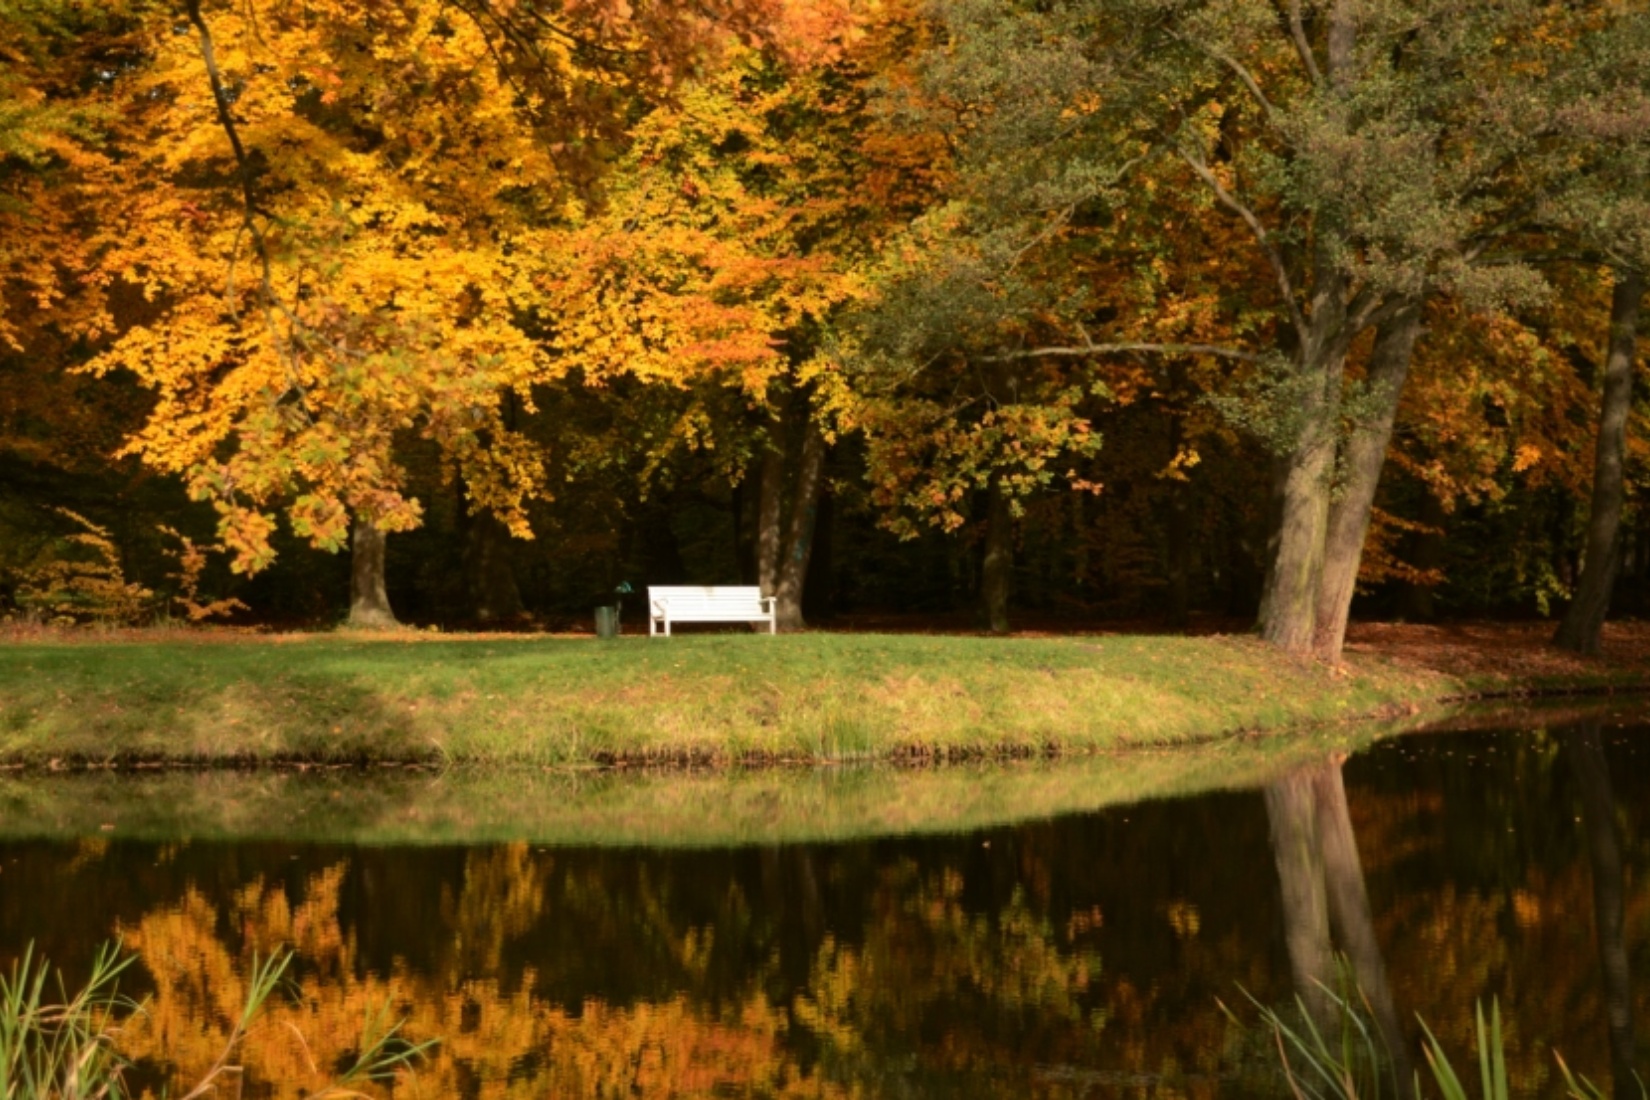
left=1394, top=282, right=1599, bottom=512
left=539, top=37, right=889, bottom=485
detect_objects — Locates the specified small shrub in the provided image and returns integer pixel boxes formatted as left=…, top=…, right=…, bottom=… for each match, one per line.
left=157, top=525, right=247, bottom=623
left=11, top=509, right=152, bottom=626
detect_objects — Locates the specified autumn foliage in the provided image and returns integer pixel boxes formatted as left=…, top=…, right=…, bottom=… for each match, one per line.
left=1, top=0, right=1648, bottom=652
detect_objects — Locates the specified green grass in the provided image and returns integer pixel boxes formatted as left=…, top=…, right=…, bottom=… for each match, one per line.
left=0, top=633, right=1460, bottom=768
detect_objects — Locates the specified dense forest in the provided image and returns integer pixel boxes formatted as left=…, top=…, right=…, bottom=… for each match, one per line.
left=4, top=0, right=1650, bottom=660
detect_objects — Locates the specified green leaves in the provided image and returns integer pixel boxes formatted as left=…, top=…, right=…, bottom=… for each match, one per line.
left=1418, top=1000, right=1508, bottom=1100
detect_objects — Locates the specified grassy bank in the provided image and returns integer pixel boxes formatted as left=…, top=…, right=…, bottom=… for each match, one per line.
left=0, top=631, right=1472, bottom=767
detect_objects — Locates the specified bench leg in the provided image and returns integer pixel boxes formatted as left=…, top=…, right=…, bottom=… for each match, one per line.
left=768, top=614, right=776, bottom=635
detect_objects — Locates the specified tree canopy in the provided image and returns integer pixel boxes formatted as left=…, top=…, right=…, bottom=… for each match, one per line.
left=3, top=0, right=1649, bottom=655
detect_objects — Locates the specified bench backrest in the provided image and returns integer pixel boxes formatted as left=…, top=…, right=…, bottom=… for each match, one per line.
left=649, top=585, right=767, bottom=617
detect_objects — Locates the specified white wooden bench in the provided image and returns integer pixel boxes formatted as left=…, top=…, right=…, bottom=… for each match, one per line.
left=648, top=585, right=776, bottom=636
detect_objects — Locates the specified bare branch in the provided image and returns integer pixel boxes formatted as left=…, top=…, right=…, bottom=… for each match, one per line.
left=1285, top=0, right=1323, bottom=85
left=984, top=341, right=1264, bottom=363
left=1472, top=247, right=1603, bottom=268
left=1175, top=144, right=1309, bottom=342
left=185, top=0, right=318, bottom=422
left=1207, top=45, right=1276, bottom=117
left=1348, top=290, right=1411, bottom=334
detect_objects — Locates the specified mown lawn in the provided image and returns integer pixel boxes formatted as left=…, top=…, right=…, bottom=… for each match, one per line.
left=0, top=631, right=1464, bottom=766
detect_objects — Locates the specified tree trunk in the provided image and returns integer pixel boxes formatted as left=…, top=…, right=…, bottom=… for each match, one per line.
left=1264, top=770, right=1336, bottom=1034
left=1263, top=4, right=1360, bottom=655
left=757, top=439, right=785, bottom=599
left=1313, top=299, right=1424, bottom=661
left=348, top=518, right=397, bottom=629
left=1567, top=725, right=1638, bottom=1100
left=1311, top=758, right=1412, bottom=1088
left=981, top=477, right=1013, bottom=634
left=1261, top=312, right=1350, bottom=655
left=1557, top=271, right=1644, bottom=655
left=773, top=425, right=826, bottom=631
left=1256, top=456, right=1290, bottom=629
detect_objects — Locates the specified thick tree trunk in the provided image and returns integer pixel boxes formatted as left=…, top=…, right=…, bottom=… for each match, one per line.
left=773, top=426, right=826, bottom=631
left=1264, top=770, right=1336, bottom=1034
left=1311, top=759, right=1412, bottom=1088
left=1567, top=725, right=1638, bottom=1100
left=1313, top=299, right=1424, bottom=661
left=757, top=439, right=785, bottom=599
left=348, top=518, right=397, bottom=629
left=981, top=477, right=1013, bottom=634
left=1557, top=271, right=1644, bottom=655
left=1256, top=456, right=1290, bottom=630
left=1264, top=1, right=1360, bottom=656
left=1261, top=315, right=1350, bottom=655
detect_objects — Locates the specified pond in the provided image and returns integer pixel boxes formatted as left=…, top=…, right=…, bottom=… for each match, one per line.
left=0, top=703, right=1645, bottom=1097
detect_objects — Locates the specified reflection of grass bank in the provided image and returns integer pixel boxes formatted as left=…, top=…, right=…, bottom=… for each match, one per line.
left=0, top=633, right=1469, bottom=768
left=0, top=721, right=1411, bottom=846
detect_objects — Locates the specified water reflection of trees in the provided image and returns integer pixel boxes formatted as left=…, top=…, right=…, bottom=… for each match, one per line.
left=95, top=829, right=1282, bottom=1098
left=1566, top=723, right=1638, bottom=1100
left=0, top=727, right=1646, bottom=1096
left=1271, top=729, right=1648, bottom=1098
left=1264, top=757, right=1411, bottom=1085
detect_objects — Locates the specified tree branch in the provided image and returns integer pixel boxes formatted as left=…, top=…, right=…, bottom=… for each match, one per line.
left=1175, top=144, right=1309, bottom=342
left=984, top=341, right=1264, bottom=363
left=185, top=0, right=322, bottom=418
left=1285, top=0, right=1323, bottom=85
left=1208, top=46, right=1276, bottom=118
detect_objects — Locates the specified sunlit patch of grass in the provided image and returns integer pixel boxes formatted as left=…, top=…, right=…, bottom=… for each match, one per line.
left=0, top=632, right=1473, bottom=768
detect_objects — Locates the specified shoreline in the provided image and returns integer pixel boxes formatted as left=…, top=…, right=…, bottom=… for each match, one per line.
left=0, top=697, right=1640, bottom=848
left=2, top=627, right=1648, bottom=772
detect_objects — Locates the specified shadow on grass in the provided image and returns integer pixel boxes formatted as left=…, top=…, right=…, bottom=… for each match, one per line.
left=0, top=647, right=440, bottom=764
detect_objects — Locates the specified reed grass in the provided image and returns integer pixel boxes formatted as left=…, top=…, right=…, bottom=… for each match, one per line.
left=0, top=943, right=431, bottom=1099
left=1242, top=982, right=1640, bottom=1100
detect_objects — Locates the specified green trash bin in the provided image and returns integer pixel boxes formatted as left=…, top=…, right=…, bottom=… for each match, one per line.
left=595, top=605, right=619, bottom=639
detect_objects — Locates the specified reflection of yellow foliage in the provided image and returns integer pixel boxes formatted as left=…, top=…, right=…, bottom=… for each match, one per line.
left=102, top=783, right=1650, bottom=1100
left=441, top=843, right=551, bottom=977
left=1165, top=902, right=1201, bottom=939
left=120, top=859, right=852, bottom=1098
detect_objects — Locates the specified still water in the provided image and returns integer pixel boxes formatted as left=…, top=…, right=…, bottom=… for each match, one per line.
left=1, top=707, right=1646, bottom=1097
